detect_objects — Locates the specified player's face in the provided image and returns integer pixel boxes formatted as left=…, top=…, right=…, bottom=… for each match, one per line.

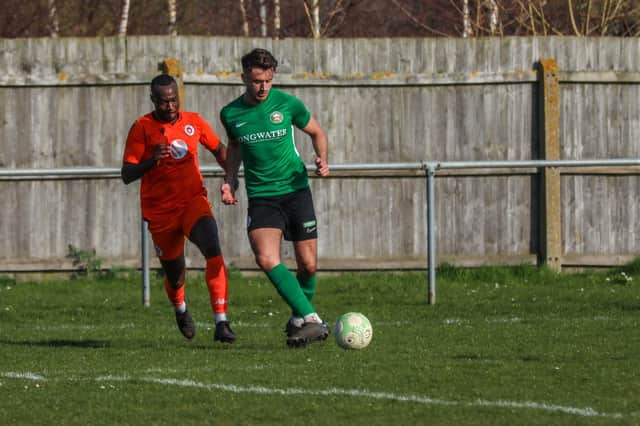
left=242, top=67, right=274, bottom=105
left=151, top=83, right=180, bottom=123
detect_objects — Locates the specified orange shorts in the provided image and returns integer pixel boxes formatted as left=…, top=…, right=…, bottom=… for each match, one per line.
left=148, top=195, right=213, bottom=260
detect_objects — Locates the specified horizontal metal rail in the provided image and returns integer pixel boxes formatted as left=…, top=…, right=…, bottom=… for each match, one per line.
left=0, top=163, right=426, bottom=180
left=3, top=159, right=639, bottom=181
left=434, top=159, right=640, bottom=170
left=3, top=159, right=639, bottom=179
left=0, top=167, right=122, bottom=179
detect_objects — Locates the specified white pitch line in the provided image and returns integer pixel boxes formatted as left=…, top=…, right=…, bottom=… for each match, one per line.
left=1, top=371, right=631, bottom=419
left=1, top=372, right=46, bottom=381
left=96, top=375, right=628, bottom=420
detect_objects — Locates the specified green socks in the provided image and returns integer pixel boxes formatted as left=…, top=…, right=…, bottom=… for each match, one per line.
left=266, top=264, right=315, bottom=317
left=292, top=273, right=317, bottom=318
left=297, top=273, right=317, bottom=302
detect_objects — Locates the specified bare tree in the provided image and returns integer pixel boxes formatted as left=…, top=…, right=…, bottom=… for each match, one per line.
left=300, top=0, right=352, bottom=38
left=274, top=0, right=281, bottom=37
left=462, top=0, right=473, bottom=37
left=260, top=0, right=268, bottom=36
left=511, top=0, right=556, bottom=35
left=510, top=0, right=635, bottom=37
left=391, top=0, right=450, bottom=36
left=319, top=0, right=352, bottom=36
left=48, top=0, right=59, bottom=37
left=3, top=0, right=640, bottom=39
left=168, top=0, right=177, bottom=35
left=577, top=0, right=627, bottom=36
left=239, top=0, right=250, bottom=36
left=487, top=0, right=499, bottom=34
left=304, top=0, right=321, bottom=38
left=118, top=0, right=130, bottom=36
left=567, top=0, right=583, bottom=35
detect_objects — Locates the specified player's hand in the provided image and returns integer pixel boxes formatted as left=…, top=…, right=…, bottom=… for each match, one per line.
left=152, top=144, right=171, bottom=165
left=315, top=157, right=329, bottom=176
left=220, top=182, right=238, bottom=205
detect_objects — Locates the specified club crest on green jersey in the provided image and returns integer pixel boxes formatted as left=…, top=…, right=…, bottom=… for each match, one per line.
left=270, top=111, right=283, bottom=124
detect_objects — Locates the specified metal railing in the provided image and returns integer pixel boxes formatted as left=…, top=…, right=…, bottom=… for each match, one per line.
left=2, top=159, right=639, bottom=306
left=421, top=159, right=640, bottom=304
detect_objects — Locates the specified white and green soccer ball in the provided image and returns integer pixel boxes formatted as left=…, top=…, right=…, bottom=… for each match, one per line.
left=334, top=312, right=373, bottom=350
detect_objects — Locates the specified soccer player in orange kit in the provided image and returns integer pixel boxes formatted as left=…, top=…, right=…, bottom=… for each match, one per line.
left=121, top=74, right=235, bottom=344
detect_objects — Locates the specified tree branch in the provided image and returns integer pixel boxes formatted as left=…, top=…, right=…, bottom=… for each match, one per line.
left=567, top=0, right=582, bottom=36
left=390, top=0, right=450, bottom=37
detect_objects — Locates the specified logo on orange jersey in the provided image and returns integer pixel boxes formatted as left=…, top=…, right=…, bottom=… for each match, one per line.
left=184, top=124, right=195, bottom=136
left=270, top=111, right=283, bottom=124
left=169, top=139, right=188, bottom=159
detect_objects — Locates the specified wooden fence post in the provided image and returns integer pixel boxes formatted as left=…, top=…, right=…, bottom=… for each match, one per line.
left=158, top=58, right=185, bottom=107
left=537, top=58, right=562, bottom=271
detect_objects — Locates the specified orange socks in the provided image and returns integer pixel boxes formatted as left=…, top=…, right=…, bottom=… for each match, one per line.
left=206, top=255, right=229, bottom=318
left=163, top=278, right=185, bottom=312
left=163, top=257, right=228, bottom=320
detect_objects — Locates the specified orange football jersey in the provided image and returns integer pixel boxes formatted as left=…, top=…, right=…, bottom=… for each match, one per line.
left=123, top=111, right=221, bottom=224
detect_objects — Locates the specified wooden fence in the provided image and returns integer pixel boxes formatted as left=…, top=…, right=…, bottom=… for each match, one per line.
left=0, top=36, right=638, bottom=272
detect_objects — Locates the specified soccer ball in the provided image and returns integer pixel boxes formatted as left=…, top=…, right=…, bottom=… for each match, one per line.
left=334, top=312, right=373, bottom=350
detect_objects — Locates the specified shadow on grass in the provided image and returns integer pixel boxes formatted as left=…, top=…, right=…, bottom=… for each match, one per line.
left=0, top=339, right=111, bottom=348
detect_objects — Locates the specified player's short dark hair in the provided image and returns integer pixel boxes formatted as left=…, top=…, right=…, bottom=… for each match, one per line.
left=241, top=48, right=278, bottom=73
left=150, top=74, right=177, bottom=95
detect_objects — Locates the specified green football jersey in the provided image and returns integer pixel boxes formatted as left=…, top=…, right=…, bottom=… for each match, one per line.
left=220, top=88, right=312, bottom=198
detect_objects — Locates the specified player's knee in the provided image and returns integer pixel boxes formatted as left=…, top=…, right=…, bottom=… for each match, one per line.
left=164, top=265, right=185, bottom=288
left=298, top=262, right=316, bottom=277
left=160, top=255, right=185, bottom=287
left=200, top=243, right=221, bottom=259
left=190, top=217, right=221, bottom=258
left=254, top=253, right=279, bottom=272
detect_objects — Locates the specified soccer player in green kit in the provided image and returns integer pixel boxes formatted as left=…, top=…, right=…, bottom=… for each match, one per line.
left=219, top=48, right=330, bottom=348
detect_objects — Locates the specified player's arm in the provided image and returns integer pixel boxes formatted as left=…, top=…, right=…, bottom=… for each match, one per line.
left=301, top=117, right=329, bottom=177
left=121, top=160, right=154, bottom=184
left=121, top=122, right=170, bottom=184
left=207, top=142, right=238, bottom=204
left=199, top=114, right=229, bottom=170
left=121, top=145, right=170, bottom=184
left=209, top=143, right=228, bottom=170
left=220, top=137, right=242, bottom=205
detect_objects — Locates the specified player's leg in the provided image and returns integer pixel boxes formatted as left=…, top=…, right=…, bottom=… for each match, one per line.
left=282, top=188, right=329, bottom=346
left=250, top=192, right=328, bottom=346
left=251, top=227, right=327, bottom=346
left=294, top=238, right=318, bottom=303
left=250, top=227, right=316, bottom=317
left=160, top=255, right=186, bottom=307
left=248, top=198, right=315, bottom=319
left=288, top=187, right=321, bottom=318
left=280, top=239, right=319, bottom=338
left=282, top=239, right=318, bottom=331
left=151, top=228, right=195, bottom=340
left=188, top=214, right=235, bottom=343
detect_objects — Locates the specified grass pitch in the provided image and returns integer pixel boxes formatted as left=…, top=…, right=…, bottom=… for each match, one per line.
left=1, top=261, right=639, bottom=425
